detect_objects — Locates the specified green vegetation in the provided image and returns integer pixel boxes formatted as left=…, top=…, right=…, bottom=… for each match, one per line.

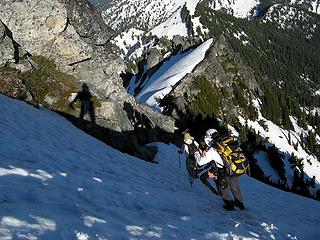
left=291, top=168, right=312, bottom=197
left=289, top=153, right=304, bottom=171
left=195, top=3, right=320, bottom=131
left=72, top=95, right=102, bottom=109
left=1, top=57, right=102, bottom=113
left=181, top=4, right=194, bottom=36
left=306, top=130, right=317, bottom=155
left=217, top=56, right=240, bottom=75
left=22, top=56, right=78, bottom=112
left=189, top=75, right=222, bottom=120
left=266, top=145, right=287, bottom=181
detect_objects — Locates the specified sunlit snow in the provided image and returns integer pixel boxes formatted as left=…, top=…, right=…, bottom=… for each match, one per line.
left=136, top=38, right=214, bottom=111
left=1, top=94, right=320, bottom=239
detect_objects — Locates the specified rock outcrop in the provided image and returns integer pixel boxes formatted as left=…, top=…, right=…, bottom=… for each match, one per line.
left=0, top=0, right=176, bottom=159
left=162, top=35, right=262, bottom=121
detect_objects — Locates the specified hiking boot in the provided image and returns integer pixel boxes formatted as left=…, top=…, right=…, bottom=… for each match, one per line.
left=233, top=199, right=245, bottom=210
left=223, top=199, right=235, bottom=211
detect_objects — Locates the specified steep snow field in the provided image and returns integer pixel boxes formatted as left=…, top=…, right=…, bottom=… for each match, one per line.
left=150, top=9, right=188, bottom=40
left=0, top=94, right=320, bottom=240
left=208, top=0, right=259, bottom=18
left=239, top=100, right=320, bottom=191
left=135, top=39, right=214, bottom=110
left=102, top=0, right=201, bottom=31
left=102, top=0, right=262, bottom=33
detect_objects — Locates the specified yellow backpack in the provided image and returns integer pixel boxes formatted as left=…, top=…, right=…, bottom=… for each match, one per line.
left=215, top=136, right=249, bottom=175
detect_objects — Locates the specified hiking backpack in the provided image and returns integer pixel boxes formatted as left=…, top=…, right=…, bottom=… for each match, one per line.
left=214, top=135, right=250, bottom=176
left=187, top=140, right=198, bottom=159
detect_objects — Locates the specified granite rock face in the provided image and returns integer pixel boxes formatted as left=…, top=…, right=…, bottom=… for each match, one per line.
left=0, top=0, right=124, bottom=100
left=0, top=0, right=176, bottom=158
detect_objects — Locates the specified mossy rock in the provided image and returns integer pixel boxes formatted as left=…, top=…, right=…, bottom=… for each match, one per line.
left=22, top=56, right=78, bottom=112
left=0, top=66, right=31, bottom=100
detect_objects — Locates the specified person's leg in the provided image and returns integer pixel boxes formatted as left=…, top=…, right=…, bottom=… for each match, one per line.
left=89, top=102, right=96, bottom=124
left=186, top=157, right=193, bottom=172
left=217, top=174, right=234, bottom=211
left=229, top=175, right=245, bottom=210
left=186, top=158, right=197, bottom=185
left=219, top=185, right=234, bottom=211
left=79, top=103, right=86, bottom=120
left=80, top=101, right=89, bottom=118
left=199, top=171, right=218, bottom=196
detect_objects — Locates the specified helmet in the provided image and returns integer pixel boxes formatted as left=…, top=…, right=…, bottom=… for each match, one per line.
left=204, top=128, right=218, bottom=147
left=204, top=136, right=213, bottom=147
left=205, top=128, right=217, bottom=138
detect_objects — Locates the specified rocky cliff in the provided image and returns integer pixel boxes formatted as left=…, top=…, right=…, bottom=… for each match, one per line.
left=0, top=0, right=176, bottom=160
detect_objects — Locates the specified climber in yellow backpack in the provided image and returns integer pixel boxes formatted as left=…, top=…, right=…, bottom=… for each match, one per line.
left=204, top=128, right=249, bottom=211
left=215, top=135, right=250, bottom=176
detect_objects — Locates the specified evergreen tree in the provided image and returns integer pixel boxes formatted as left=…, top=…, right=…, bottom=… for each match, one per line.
left=189, top=75, right=221, bottom=120
left=267, top=145, right=286, bottom=181
left=306, top=131, right=317, bottom=154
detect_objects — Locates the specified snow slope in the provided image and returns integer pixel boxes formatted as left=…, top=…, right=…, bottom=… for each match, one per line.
left=113, top=28, right=145, bottom=56
left=101, top=0, right=261, bottom=33
left=262, top=4, right=319, bottom=35
left=207, top=0, right=259, bottom=18
left=1, top=94, right=320, bottom=239
left=150, top=8, right=188, bottom=40
left=135, top=38, right=214, bottom=111
left=239, top=100, right=320, bottom=191
left=102, top=0, right=201, bottom=31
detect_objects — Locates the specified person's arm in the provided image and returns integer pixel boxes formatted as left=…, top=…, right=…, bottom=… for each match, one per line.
left=208, top=148, right=224, bottom=168
left=178, top=144, right=188, bottom=156
left=195, top=150, right=211, bottom=166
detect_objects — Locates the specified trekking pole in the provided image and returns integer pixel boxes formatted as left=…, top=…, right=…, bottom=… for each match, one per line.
left=226, top=177, right=238, bottom=192
left=188, top=175, right=194, bottom=186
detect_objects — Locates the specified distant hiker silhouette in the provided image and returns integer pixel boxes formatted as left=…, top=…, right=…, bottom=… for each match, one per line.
left=69, top=83, right=96, bottom=125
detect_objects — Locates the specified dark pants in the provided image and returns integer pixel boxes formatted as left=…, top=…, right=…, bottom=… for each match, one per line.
left=219, top=174, right=243, bottom=202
